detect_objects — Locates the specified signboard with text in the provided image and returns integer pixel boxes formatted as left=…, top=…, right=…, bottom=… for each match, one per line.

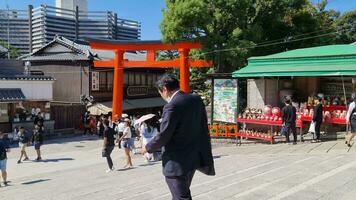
left=91, top=72, right=99, bottom=91
left=213, top=79, right=238, bottom=123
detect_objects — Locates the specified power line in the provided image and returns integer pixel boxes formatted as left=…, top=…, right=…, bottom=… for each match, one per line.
left=188, top=27, right=351, bottom=58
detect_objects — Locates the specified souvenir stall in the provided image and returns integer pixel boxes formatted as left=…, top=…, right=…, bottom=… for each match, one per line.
left=232, top=44, right=356, bottom=143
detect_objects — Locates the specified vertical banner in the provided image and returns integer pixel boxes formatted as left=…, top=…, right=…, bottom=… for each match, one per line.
left=213, top=79, right=238, bottom=123
left=91, top=71, right=99, bottom=91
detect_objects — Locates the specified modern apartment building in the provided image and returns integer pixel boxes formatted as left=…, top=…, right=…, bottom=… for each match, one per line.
left=0, top=3, right=141, bottom=55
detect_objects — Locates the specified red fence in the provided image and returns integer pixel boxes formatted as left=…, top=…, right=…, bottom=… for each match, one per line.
left=208, top=124, right=238, bottom=137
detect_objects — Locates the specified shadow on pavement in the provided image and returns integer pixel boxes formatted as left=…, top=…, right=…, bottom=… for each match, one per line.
left=22, top=179, right=51, bottom=185
left=117, top=167, right=137, bottom=172
left=138, top=161, right=161, bottom=167
left=40, top=158, right=74, bottom=163
left=213, top=155, right=228, bottom=160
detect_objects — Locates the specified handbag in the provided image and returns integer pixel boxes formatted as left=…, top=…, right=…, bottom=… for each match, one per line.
left=280, top=126, right=287, bottom=136
left=308, top=122, right=315, bottom=133
left=102, top=149, right=107, bottom=157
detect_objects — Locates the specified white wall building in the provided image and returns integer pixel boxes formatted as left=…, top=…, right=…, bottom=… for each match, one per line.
left=0, top=79, right=53, bottom=101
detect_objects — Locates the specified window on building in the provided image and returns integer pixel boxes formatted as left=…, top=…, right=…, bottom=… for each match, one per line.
left=124, top=73, right=129, bottom=85
left=141, top=73, right=146, bottom=85
left=99, top=71, right=107, bottom=91
left=129, top=72, right=135, bottom=85
left=107, top=71, right=113, bottom=91
left=135, top=73, right=141, bottom=85
left=147, top=75, right=153, bottom=87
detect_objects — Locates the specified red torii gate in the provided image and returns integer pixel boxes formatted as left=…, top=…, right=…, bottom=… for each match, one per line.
left=88, top=39, right=212, bottom=119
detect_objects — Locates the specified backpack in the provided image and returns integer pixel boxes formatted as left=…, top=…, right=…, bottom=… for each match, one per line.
left=0, top=140, right=8, bottom=160
left=351, top=105, right=356, bottom=121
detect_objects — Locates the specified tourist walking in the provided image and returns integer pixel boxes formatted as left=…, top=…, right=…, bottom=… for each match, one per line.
left=140, top=118, right=159, bottom=162
left=282, top=98, right=297, bottom=144
left=141, top=74, right=215, bottom=200
left=32, top=125, right=44, bottom=161
left=115, top=118, right=125, bottom=149
left=0, top=131, right=10, bottom=187
left=97, top=115, right=105, bottom=138
left=117, top=119, right=133, bottom=169
left=312, top=97, right=323, bottom=143
left=102, top=119, right=116, bottom=172
left=17, top=127, right=31, bottom=164
left=34, top=112, right=44, bottom=126
left=83, top=111, right=92, bottom=135
left=346, top=96, right=356, bottom=147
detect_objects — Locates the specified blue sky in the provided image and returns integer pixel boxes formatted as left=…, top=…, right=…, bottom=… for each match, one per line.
left=0, top=0, right=355, bottom=40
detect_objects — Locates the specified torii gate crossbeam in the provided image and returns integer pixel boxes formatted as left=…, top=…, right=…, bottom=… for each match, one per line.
left=88, top=39, right=212, bottom=119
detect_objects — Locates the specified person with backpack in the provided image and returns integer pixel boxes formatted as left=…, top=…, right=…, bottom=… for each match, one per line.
left=0, top=131, right=10, bottom=187
left=32, top=125, right=44, bottom=161
left=346, top=96, right=356, bottom=147
left=17, top=127, right=31, bottom=164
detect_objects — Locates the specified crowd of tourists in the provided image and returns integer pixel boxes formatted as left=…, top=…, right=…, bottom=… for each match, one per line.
left=82, top=111, right=162, bottom=172
left=0, top=112, right=45, bottom=187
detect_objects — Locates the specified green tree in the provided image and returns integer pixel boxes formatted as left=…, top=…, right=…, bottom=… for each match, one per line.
left=161, top=0, right=340, bottom=105
left=335, top=10, right=356, bottom=44
left=0, top=40, right=19, bottom=59
left=161, top=0, right=339, bottom=73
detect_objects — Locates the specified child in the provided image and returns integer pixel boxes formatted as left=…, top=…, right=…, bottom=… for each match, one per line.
left=17, top=127, right=30, bottom=164
left=32, top=125, right=44, bottom=161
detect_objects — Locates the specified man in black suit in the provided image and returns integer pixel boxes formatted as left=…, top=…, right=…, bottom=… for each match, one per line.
left=282, top=98, right=297, bottom=144
left=313, top=97, right=323, bottom=142
left=142, top=74, right=215, bottom=200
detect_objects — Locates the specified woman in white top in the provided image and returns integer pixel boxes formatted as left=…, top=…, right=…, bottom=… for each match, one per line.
left=346, top=96, right=356, bottom=147
left=140, top=119, right=159, bottom=161
left=117, top=119, right=133, bottom=168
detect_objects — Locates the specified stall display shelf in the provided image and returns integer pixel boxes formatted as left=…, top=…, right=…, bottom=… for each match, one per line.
left=325, top=118, right=347, bottom=125
left=238, top=131, right=273, bottom=142
left=237, top=118, right=303, bottom=128
left=306, top=105, right=347, bottom=112
left=237, top=118, right=283, bottom=126
left=300, top=116, right=346, bottom=124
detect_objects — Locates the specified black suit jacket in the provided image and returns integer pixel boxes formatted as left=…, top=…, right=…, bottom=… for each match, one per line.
left=313, top=103, right=323, bottom=123
left=146, top=91, right=215, bottom=177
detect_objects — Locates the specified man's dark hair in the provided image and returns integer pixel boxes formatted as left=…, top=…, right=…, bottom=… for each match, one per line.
left=103, top=119, right=109, bottom=127
left=156, top=73, right=180, bottom=92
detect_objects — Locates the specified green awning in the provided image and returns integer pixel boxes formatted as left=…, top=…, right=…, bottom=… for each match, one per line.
left=233, top=44, right=356, bottom=77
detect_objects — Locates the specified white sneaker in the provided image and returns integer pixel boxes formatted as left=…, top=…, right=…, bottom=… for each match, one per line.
left=106, top=167, right=114, bottom=173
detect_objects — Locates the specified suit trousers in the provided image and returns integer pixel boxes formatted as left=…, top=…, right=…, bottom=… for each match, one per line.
left=314, top=121, right=322, bottom=140
left=285, top=123, right=297, bottom=143
left=165, top=170, right=196, bottom=200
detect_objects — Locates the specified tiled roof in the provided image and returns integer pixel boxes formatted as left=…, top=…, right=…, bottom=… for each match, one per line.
left=0, top=76, right=54, bottom=81
left=0, top=66, right=54, bottom=81
left=0, top=88, right=26, bottom=102
left=20, top=36, right=146, bottom=62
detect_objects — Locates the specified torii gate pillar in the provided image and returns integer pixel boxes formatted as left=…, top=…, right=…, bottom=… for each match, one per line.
left=179, top=48, right=190, bottom=93
left=112, top=50, right=124, bottom=118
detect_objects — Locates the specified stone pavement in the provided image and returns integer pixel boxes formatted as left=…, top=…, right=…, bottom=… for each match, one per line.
left=1, top=135, right=356, bottom=200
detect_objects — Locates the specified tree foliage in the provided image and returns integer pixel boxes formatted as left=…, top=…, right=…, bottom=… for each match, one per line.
left=160, top=0, right=349, bottom=105
left=161, top=0, right=340, bottom=73
left=0, top=40, right=19, bottom=59
left=335, top=10, right=356, bottom=44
